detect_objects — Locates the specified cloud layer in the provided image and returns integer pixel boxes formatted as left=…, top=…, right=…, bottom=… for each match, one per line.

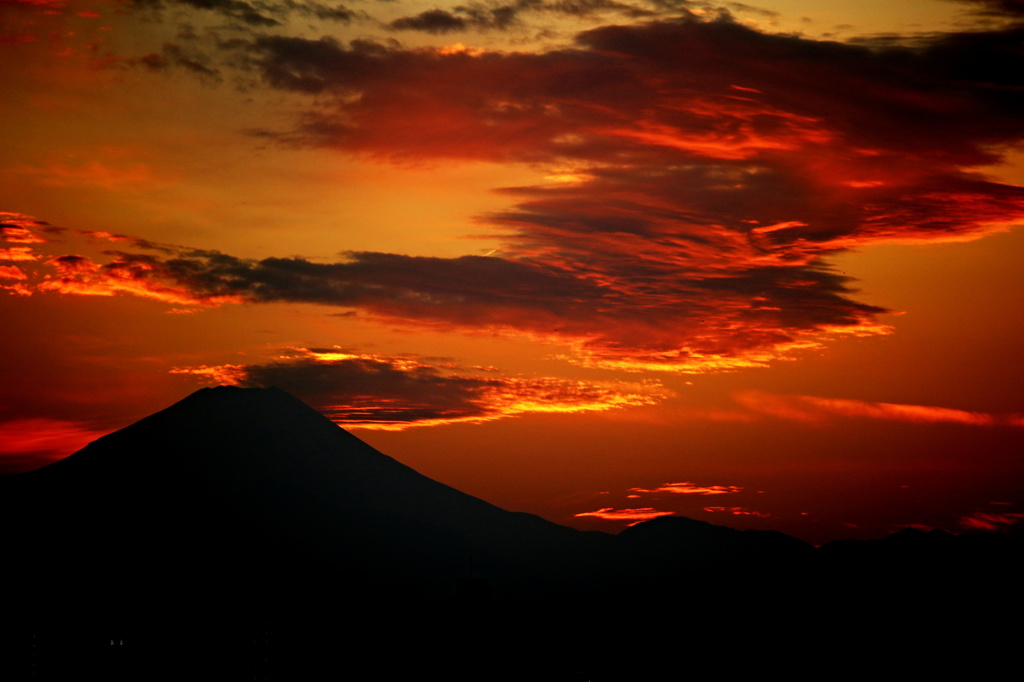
left=6, top=12, right=1024, bottom=373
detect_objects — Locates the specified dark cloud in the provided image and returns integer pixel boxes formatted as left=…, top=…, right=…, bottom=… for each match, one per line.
left=248, top=17, right=1024, bottom=167
left=571, top=17, right=1024, bottom=161
left=389, top=9, right=470, bottom=33
left=548, top=0, right=653, bottom=17
left=242, top=352, right=500, bottom=425
left=249, top=35, right=390, bottom=94
left=131, top=0, right=357, bottom=28
left=135, top=43, right=222, bottom=82
left=172, top=349, right=669, bottom=427
left=916, top=24, right=1024, bottom=91
left=388, top=0, right=650, bottom=34
left=150, top=0, right=282, bottom=26
left=18, top=235, right=889, bottom=369
left=954, top=0, right=1024, bottom=18
left=286, top=0, right=358, bottom=22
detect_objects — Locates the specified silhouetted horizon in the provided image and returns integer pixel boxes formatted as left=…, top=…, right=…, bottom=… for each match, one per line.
left=4, top=386, right=1021, bottom=679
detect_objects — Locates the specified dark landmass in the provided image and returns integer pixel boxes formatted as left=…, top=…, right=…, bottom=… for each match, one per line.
left=2, top=387, right=1021, bottom=679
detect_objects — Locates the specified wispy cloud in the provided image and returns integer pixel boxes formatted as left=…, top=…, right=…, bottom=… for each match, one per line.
left=733, top=390, right=1022, bottom=427
left=958, top=511, right=1024, bottom=531
left=0, top=418, right=108, bottom=472
left=19, top=160, right=158, bottom=190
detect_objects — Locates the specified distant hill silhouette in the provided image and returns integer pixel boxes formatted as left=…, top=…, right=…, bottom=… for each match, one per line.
left=2, top=386, right=1021, bottom=680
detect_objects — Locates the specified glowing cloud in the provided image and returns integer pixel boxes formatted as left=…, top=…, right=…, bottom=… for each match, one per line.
left=0, top=265, right=27, bottom=280
left=585, top=480, right=749, bottom=525
left=703, top=506, right=770, bottom=518
left=37, top=253, right=245, bottom=307
left=169, top=364, right=249, bottom=385
left=630, top=482, right=744, bottom=496
left=172, top=348, right=671, bottom=429
left=573, top=507, right=676, bottom=525
left=0, top=213, right=51, bottom=244
left=0, top=247, right=38, bottom=262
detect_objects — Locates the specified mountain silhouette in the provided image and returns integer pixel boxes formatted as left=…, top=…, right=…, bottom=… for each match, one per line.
left=3, top=386, right=1021, bottom=679
left=4, top=386, right=613, bottom=609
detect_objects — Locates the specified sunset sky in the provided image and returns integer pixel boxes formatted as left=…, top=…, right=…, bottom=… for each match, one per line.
left=3, top=0, right=1024, bottom=544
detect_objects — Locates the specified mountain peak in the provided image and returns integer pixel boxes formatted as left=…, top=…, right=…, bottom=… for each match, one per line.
left=164, top=383, right=319, bottom=416
left=186, top=383, right=291, bottom=399
left=32, top=383, right=366, bottom=479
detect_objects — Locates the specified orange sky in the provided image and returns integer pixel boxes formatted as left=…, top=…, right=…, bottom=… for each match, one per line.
left=3, top=0, right=1024, bottom=544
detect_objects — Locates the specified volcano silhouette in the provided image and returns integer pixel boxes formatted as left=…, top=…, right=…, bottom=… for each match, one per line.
left=5, top=386, right=615, bottom=613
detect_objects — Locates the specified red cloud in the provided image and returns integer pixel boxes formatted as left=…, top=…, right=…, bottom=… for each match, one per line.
left=10, top=16, right=1024, bottom=373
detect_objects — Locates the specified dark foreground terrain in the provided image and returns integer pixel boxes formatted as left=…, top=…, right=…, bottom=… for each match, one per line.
left=2, top=387, right=1021, bottom=679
